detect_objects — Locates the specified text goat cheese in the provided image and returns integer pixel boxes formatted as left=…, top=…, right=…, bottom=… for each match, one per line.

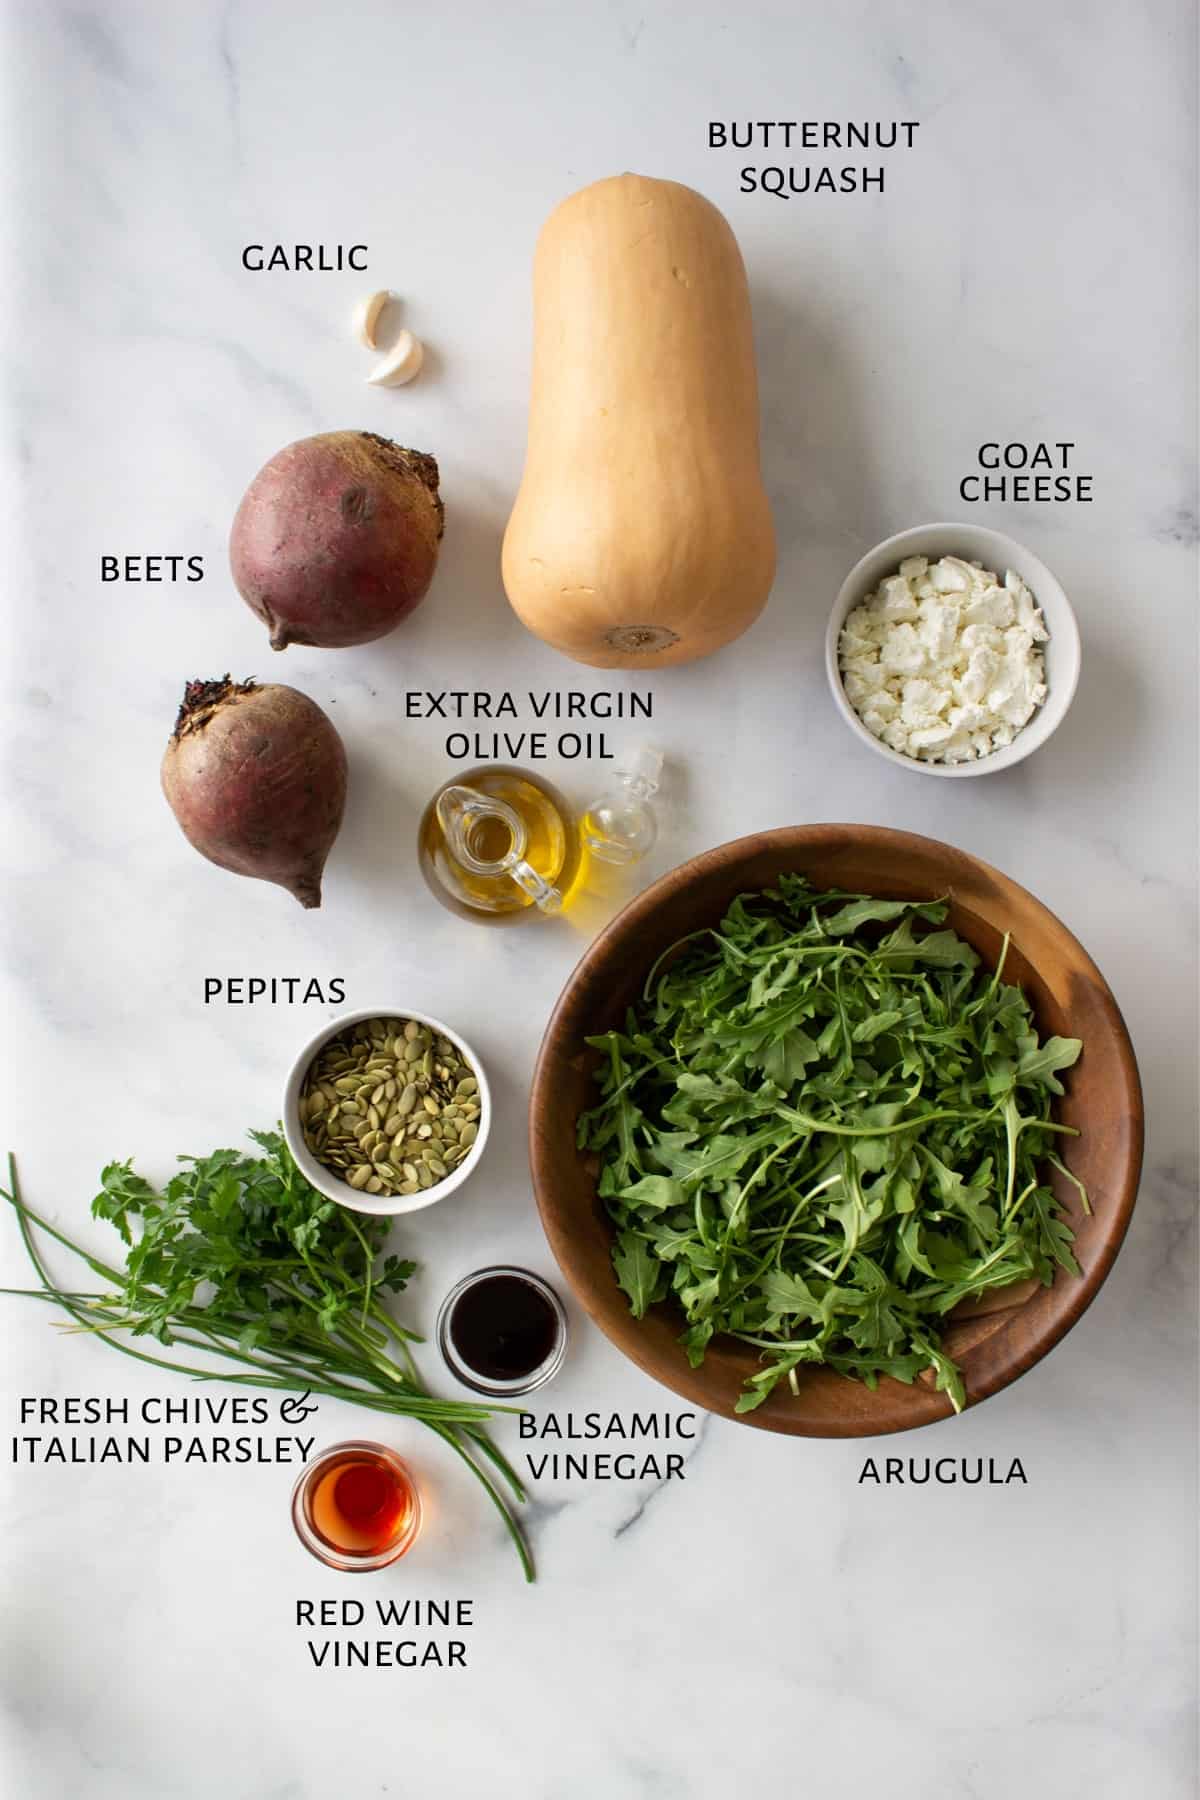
left=838, top=555, right=1049, bottom=763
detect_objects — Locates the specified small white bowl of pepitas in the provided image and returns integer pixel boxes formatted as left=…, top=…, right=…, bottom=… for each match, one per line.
left=283, top=1009, right=491, bottom=1216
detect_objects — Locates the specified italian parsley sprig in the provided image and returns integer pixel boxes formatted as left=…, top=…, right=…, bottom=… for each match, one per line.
left=1, top=1129, right=533, bottom=1580
left=578, top=875, right=1087, bottom=1414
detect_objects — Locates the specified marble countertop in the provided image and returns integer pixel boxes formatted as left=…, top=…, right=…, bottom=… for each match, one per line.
left=2, top=3, right=1195, bottom=1797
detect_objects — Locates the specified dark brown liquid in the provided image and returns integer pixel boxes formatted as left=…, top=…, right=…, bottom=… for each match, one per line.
left=448, top=1274, right=559, bottom=1381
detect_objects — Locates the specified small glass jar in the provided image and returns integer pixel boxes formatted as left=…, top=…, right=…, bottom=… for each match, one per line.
left=291, top=1440, right=422, bottom=1572
left=437, top=1266, right=568, bottom=1397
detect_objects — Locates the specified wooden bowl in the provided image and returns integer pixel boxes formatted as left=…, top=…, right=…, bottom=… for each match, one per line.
left=530, top=826, right=1143, bottom=1436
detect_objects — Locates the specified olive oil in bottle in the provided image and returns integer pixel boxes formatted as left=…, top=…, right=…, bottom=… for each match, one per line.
left=418, top=765, right=581, bottom=923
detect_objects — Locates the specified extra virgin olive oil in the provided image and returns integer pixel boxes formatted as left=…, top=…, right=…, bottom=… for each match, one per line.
left=418, top=765, right=580, bottom=922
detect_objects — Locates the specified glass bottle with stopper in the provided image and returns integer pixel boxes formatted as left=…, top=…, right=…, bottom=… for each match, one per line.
left=581, top=746, right=663, bottom=865
left=418, top=765, right=580, bottom=923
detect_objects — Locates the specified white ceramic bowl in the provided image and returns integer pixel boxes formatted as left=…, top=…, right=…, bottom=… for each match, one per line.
left=825, top=522, right=1081, bottom=778
left=282, top=1007, right=491, bottom=1217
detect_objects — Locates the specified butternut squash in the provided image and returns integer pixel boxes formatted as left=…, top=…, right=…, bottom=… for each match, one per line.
left=502, top=173, right=776, bottom=669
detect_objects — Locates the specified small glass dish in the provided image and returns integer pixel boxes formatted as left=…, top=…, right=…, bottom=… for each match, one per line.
left=437, top=1266, right=568, bottom=1397
left=291, top=1440, right=422, bottom=1572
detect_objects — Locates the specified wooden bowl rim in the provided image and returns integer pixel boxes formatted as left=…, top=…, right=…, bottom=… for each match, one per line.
left=530, top=824, right=1144, bottom=1437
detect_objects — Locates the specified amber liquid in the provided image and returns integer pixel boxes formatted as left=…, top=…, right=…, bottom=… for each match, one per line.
left=305, top=1449, right=418, bottom=1558
left=418, top=765, right=581, bottom=923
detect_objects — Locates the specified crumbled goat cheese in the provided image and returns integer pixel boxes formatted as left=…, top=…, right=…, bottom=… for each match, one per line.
left=838, top=555, right=1048, bottom=763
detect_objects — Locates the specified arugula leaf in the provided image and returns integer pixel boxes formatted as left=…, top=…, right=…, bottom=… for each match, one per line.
left=843, top=1259, right=909, bottom=1353
left=823, top=898, right=945, bottom=934
left=1015, top=1036, right=1083, bottom=1095
left=733, top=1357, right=803, bottom=1413
left=924, top=1151, right=997, bottom=1242
left=613, top=1231, right=664, bottom=1316
left=899, top=930, right=980, bottom=970
left=618, top=1175, right=685, bottom=1211
left=852, top=1010, right=905, bottom=1044
left=754, top=1028, right=821, bottom=1087
left=680, top=1318, right=715, bottom=1366
left=759, top=1268, right=822, bottom=1319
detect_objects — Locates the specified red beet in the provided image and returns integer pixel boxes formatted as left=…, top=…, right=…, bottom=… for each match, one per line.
left=162, top=677, right=347, bottom=909
left=229, top=431, right=444, bottom=650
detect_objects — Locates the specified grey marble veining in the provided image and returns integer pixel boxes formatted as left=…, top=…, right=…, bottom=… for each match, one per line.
left=0, top=2, right=1195, bottom=1796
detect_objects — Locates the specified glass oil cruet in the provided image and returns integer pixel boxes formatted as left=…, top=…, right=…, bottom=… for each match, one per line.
left=581, top=746, right=662, bottom=865
left=418, top=765, right=581, bottom=923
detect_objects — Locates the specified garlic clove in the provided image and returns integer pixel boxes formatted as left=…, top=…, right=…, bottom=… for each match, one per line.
left=353, top=289, right=393, bottom=350
left=366, top=329, right=425, bottom=387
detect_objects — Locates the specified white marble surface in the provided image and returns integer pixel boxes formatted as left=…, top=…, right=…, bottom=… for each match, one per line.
left=1, top=2, right=1196, bottom=1796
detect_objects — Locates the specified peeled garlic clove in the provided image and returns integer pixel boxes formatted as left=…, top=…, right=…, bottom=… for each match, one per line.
left=367, top=329, right=424, bottom=387
left=353, top=289, right=392, bottom=350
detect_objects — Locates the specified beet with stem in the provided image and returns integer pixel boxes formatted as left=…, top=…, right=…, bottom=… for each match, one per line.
left=162, top=677, right=347, bottom=909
